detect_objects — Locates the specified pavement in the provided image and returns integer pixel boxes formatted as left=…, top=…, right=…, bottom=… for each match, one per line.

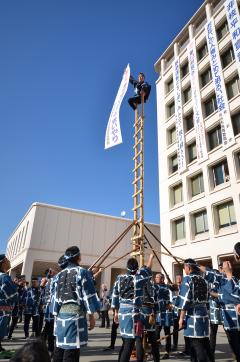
left=0, top=320, right=236, bottom=361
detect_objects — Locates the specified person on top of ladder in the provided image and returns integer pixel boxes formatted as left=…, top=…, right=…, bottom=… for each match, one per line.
left=128, top=73, right=151, bottom=110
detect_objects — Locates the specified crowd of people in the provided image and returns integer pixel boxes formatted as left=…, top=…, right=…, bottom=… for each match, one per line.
left=0, top=242, right=240, bottom=362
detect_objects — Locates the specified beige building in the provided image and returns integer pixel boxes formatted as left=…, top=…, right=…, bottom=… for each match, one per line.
left=155, top=0, right=240, bottom=279
left=5, top=202, right=161, bottom=288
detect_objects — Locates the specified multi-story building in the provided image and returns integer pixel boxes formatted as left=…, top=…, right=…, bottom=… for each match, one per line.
left=5, top=202, right=161, bottom=287
left=155, top=0, right=240, bottom=279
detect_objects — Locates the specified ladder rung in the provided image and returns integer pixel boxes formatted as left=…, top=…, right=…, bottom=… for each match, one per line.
left=132, top=175, right=143, bottom=184
left=133, top=126, right=143, bottom=137
left=133, top=138, right=143, bottom=149
left=134, top=120, right=143, bottom=128
left=132, top=189, right=142, bottom=198
left=133, top=150, right=142, bottom=160
left=132, top=163, right=143, bottom=173
left=132, top=203, right=143, bottom=211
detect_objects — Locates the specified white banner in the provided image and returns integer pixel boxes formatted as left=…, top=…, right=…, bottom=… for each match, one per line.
left=225, top=0, right=240, bottom=80
left=172, top=58, right=187, bottom=173
left=187, top=40, right=208, bottom=163
left=105, top=64, right=130, bottom=149
left=205, top=19, right=235, bottom=149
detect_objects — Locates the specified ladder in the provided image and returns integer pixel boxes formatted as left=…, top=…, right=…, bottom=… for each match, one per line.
left=131, top=94, right=145, bottom=267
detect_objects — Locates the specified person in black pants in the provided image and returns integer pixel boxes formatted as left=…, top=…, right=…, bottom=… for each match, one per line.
left=22, top=278, right=41, bottom=338
left=103, top=319, right=119, bottom=351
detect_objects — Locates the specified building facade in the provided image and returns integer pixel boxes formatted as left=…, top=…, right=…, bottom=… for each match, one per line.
left=155, top=0, right=240, bottom=279
left=5, top=202, right=161, bottom=288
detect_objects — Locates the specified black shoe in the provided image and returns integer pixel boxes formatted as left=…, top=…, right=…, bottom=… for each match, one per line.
left=103, top=346, right=114, bottom=351
left=7, top=336, right=12, bottom=340
left=99, top=326, right=105, bottom=328
left=0, top=347, right=6, bottom=352
left=162, top=353, right=169, bottom=360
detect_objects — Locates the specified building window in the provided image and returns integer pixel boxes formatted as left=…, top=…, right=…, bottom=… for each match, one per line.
left=193, top=210, right=209, bottom=235
left=216, top=200, right=236, bottom=229
left=171, top=183, right=183, bottom=206
left=167, top=101, right=175, bottom=118
left=208, top=125, right=222, bottom=150
left=166, top=78, right=174, bottom=94
left=188, top=142, right=197, bottom=163
left=217, top=20, right=229, bottom=40
left=232, top=112, right=240, bottom=136
left=198, top=43, right=208, bottom=60
left=183, top=86, right=192, bottom=104
left=221, top=46, right=235, bottom=68
left=190, top=173, right=204, bottom=197
left=204, top=95, right=217, bottom=117
left=211, top=159, right=230, bottom=187
left=169, top=153, right=178, bottom=174
left=234, top=150, right=240, bottom=179
left=181, top=62, right=189, bottom=78
left=200, top=67, right=212, bottom=88
left=226, top=75, right=240, bottom=100
left=173, top=217, right=185, bottom=241
left=184, top=113, right=194, bottom=132
left=168, top=126, right=176, bottom=145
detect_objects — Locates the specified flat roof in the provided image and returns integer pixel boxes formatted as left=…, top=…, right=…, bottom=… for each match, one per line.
left=7, top=202, right=160, bottom=242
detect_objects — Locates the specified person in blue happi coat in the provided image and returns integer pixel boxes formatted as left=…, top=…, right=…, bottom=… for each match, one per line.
left=177, top=258, right=214, bottom=362
left=111, top=253, right=154, bottom=362
left=23, top=276, right=42, bottom=339
left=128, top=73, right=151, bottom=110
left=207, top=267, right=223, bottom=357
left=8, top=275, right=26, bottom=340
left=53, top=246, right=100, bottom=362
left=0, top=254, right=18, bottom=352
left=154, top=273, right=173, bottom=359
left=40, top=268, right=57, bottom=356
left=141, top=268, right=159, bottom=362
left=200, top=260, right=240, bottom=361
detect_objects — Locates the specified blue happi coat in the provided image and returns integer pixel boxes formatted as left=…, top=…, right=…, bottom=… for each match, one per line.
left=111, top=266, right=152, bottom=338
left=22, top=287, right=41, bottom=316
left=0, top=272, right=18, bottom=339
left=176, top=272, right=209, bottom=338
left=154, top=283, right=173, bottom=327
left=172, top=291, right=180, bottom=321
left=208, top=281, right=222, bottom=325
left=53, top=263, right=100, bottom=349
left=204, top=268, right=240, bottom=330
left=44, top=276, right=57, bottom=321
left=141, top=277, right=156, bottom=332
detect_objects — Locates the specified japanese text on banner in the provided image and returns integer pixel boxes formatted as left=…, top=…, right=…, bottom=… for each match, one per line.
left=172, top=58, right=187, bottom=173
left=225, top=0, right=240, bottom=80
left=105, top=64, right=130, bottom=149
left=187, top=40, right=208, bottom=163
left=205, top=19, right=235, bottom=149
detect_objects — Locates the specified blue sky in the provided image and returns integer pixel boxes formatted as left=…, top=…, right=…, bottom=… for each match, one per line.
left=0, top=0, right=204, bottom=252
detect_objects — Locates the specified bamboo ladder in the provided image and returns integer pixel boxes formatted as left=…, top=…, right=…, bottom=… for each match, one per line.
left=131, top=94, right=145, bottom=267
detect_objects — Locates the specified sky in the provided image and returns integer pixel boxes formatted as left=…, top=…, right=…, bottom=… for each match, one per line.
left=0, top=0, right=204, bottom=252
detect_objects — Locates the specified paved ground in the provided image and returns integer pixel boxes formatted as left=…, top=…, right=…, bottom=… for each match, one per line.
left=0, top=320, right=236, bottom=361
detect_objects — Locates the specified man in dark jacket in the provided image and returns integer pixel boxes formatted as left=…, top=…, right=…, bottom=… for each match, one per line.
left=128, top=73, right=151, bottom=110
